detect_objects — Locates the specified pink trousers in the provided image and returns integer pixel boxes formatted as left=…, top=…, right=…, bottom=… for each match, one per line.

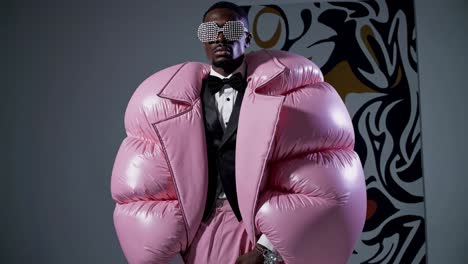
left=182, top=199, right=255, bottom=264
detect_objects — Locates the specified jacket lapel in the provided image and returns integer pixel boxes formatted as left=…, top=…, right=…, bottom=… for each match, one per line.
left=152, top=62, right=210, bottom=250
left=236, top=50, right=287, bottom=244
left=201, top=79, right=224, bottom=138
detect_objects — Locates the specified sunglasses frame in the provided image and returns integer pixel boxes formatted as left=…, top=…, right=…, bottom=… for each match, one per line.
left=197, top=20, right=249, bottom=43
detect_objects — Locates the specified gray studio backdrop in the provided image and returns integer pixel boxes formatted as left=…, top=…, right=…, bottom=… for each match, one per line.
left=3, top=0, right=467, bottom=263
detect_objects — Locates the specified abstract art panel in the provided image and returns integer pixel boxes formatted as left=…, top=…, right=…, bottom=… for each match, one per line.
left=244, top=1, right=426, bottom=263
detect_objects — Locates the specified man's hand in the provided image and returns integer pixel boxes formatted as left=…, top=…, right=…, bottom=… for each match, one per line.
left=235, top=245, right=264, bottom=264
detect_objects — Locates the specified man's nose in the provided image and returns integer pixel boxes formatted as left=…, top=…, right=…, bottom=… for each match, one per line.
left=215, top=31, right=226, bottom=43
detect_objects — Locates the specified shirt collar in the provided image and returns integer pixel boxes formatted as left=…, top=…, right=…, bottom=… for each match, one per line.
left=209, top=59, right=246, bottom=79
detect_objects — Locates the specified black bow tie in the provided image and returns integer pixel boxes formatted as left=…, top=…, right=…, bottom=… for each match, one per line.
left=207, top=72, right=246, bottom=95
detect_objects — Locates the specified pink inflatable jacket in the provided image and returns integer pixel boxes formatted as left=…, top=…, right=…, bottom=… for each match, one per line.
left=111, top=49, right=367, bottom=264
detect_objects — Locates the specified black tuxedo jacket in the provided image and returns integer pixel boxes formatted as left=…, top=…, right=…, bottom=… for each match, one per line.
left=201, top=79, right=245, bottom=222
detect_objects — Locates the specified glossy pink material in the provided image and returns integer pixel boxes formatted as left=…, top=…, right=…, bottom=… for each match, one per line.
left=111, top=49, right=366, bottom=264
left=182, top=199, right=255, bottom=264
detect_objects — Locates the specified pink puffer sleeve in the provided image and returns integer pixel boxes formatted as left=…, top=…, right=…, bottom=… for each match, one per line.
left=255, top=82, right=367, bottom=264
left=110, top=77, right=187, bottom=263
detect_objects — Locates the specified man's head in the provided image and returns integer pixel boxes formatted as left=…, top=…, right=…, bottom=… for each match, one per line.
left=199, top=1, right=251, bottom=75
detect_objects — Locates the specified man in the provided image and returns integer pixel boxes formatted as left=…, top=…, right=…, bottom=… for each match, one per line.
left=110, top=2, right=367, bottom=264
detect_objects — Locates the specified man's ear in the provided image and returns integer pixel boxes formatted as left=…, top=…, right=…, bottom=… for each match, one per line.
left=245, top=32, right=252, bottom=48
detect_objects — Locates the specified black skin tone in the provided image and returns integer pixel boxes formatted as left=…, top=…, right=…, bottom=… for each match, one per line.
left=202, top=7, right=265, bottom=264
left=203, top=8, right=251, bottom=77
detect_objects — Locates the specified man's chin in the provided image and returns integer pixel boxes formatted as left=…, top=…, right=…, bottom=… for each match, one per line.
left=212, top=58, right=233, bottom=68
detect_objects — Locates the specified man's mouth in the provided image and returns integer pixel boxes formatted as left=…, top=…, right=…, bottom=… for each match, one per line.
left=214, top=45, right=231, bottom=56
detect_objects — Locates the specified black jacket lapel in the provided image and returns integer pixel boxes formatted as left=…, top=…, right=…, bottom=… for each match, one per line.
left=201, top=79, right=224, bottom=222
left=201, top=80, right=224, bottom=138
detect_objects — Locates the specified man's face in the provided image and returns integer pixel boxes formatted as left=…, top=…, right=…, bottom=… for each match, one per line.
left=202, top=8, right=251, bottom=68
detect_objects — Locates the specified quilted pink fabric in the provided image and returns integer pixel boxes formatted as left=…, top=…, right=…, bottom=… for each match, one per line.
left=111, top=49, right=367, bottom=264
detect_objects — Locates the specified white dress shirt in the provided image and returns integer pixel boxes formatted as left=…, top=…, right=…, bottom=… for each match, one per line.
left=209, top=62, right=276, bottom=252
left=209, top=65, right=243, bottom=131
